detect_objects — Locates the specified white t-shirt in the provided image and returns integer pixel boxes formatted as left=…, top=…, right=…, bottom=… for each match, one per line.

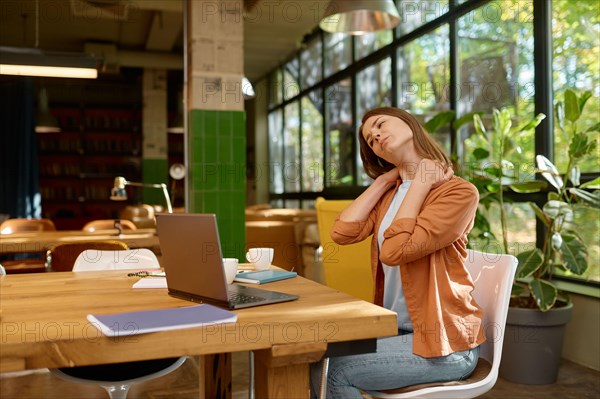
left=378, top=180, right=413, bottom=331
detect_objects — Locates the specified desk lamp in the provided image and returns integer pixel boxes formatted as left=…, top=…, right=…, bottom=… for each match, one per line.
left=110, top=176, right=173, bottom=213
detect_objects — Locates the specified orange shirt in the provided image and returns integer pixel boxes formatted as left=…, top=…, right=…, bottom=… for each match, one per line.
left=331, top=176, right=485, bottom=358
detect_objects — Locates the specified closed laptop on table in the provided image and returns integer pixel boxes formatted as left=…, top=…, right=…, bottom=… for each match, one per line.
left=155, top=213, right=299, bottom=309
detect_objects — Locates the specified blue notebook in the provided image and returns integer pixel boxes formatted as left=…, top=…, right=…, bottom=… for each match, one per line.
left=87, top=304, right=237, bottom=337
left=234, top=269, right=297, bottom=284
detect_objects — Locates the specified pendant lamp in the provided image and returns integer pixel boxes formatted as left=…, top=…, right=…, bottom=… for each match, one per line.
left=319, top=0, right=401, bottom=35
left=35, top=87, right=61, bottom=133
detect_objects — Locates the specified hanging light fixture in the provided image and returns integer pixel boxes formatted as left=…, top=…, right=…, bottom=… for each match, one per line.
left=0, top=0, right=98, bottom=79
left=319, top=0, right=401, bottom=35
left=35, top=87, right=61, bottom=133
left=0, top=47, right=99, bottom=79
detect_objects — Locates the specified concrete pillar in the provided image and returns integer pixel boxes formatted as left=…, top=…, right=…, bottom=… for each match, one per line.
left=186, top=0, right=246, bottom=259
left=142, top=68, right=168, bottom=208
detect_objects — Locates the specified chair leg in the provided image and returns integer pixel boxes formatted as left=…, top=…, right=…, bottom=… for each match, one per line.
left=103, top=383, right=130, bottom=399
left=319, top=357, right=329, bottom=399
left=248, top=351, right=255, bottom=399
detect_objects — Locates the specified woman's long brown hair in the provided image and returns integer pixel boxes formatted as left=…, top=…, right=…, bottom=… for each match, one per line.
left=358, top=107, right=451, bottom=179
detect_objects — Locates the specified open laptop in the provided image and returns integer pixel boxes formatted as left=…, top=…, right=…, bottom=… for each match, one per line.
left=155, top=213, right=299, bottom=309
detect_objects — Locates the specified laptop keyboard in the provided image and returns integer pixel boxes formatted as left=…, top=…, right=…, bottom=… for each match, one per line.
left=228, top=291, right=268, bottom=305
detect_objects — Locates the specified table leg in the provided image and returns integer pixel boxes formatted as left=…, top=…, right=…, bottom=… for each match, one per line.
left=198, top=353, right=232, bottom=399
left=253, top=342, right=327, bottom=399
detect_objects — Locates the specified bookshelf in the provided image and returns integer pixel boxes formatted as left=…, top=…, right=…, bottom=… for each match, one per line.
left=38, top=106, right=142, bottom=229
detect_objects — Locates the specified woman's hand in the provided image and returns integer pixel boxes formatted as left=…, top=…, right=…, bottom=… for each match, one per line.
left=416, top=159, right=454, bottom=189
left=376, top=167, right=401, bottom=187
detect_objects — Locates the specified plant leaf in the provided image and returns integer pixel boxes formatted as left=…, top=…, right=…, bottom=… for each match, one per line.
left=473, top=148, right=489, bottom=160
left=514, top=113, right=546, bottom=133
left=473, top=114, right=487, bottom=138
left=555, top=102, right=565, bottom=133
left=559, top=233, right=588, bottom=275
left=424, top=111, right=455, bottom=133
left=543, top=200, right=573, bottom=224
left=569, top=188, right=600, bottom=208
left=578, top=90, right=592, bottom=113
left=585, top=121, right=600, bottom=133
left=569, top=133, right=592, bottom=160
left=453, top=111, right=481, bottom=130
left=564, top=88, right=580, bottom=123
left=580, top=177, right=600, bottom=189
left=530, top=202, right=550, bottom=227
left=536, top=155, right=563, bottom=190
left=511, top=282, right=526, bottom=297
left=516, top=248, right=544, bottom=278
left=529, top=278, right=558, bottom=312
left=510, top=180, right=547, bottom=193
left=569, top=166, right=581, bottom=186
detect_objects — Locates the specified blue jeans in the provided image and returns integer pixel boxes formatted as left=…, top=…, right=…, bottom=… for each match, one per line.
left=310, top=331, right=480, bottom=399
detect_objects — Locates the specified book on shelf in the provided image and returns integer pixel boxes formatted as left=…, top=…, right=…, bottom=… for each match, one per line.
left=234, top=269, right=297, bottom=284
left=87, top=304, right=237, bottom=337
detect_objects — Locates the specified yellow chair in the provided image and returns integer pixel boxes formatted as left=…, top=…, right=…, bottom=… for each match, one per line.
left=315, top=197, right=373, bottom=302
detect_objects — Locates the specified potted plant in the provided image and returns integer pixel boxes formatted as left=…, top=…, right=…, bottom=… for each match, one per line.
left=498, top=89, right=599, bottom=384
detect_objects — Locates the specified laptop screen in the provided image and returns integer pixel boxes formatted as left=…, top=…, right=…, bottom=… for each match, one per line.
left=156, top=213, right=229, bottom=303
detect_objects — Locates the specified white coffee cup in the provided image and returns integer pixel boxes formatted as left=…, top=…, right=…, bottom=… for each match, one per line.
left=245, top=247, right=274, bottom=271
left=222, top=258, right=239, bottom=284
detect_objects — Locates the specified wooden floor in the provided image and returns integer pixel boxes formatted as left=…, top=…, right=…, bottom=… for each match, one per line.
left=1, top=353, right=598, bottom=399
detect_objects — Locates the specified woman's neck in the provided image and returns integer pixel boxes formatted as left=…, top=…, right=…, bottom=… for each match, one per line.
left=396, top=154, right=423, bottom=181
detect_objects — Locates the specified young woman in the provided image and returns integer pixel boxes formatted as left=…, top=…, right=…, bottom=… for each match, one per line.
left=311, top=107, right=483, bottom=398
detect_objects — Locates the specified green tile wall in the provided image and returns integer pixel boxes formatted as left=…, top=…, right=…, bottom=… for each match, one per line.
left=142, top=159, right=168, bottom=208
left=188, top=109, right=246, bottom=260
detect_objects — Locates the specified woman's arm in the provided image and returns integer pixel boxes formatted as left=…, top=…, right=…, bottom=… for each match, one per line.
left=338, top=168, right=399, bottom=222
left=380, top=180, right=478, bottom=266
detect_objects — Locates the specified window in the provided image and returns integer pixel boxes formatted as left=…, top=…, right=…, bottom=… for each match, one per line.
left=265, top=0, right=599, bottom=288
left=356, top=58, right=393, bottom=185
left=301, top=91, right=324, bottom=192
left=325, top=78, right=353, bottom=187
left=552, top=0, right=599, bottom=173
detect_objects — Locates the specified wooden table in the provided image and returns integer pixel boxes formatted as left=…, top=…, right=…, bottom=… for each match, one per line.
left=0, top=229, right=160, bottom=255
left=0, top=270, right=397, bottom=398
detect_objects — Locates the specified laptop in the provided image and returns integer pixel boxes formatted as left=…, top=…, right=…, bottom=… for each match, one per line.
left=155, top=213, right=299, bottom=309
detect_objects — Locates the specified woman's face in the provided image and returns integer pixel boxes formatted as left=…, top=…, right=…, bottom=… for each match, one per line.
left=362, top=114, right=414, bottom=163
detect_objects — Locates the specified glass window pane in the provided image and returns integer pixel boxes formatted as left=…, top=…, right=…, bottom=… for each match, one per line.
left=552, top=0, right=599, bottom=173
left=355, top=30, right=393, bottom=60
left=473, top=202, right=537, bottom=257
left=301, top=90, right=324, bottom=192
left=325, top=78, right=354, bottom=187
left=457, top=1, right=535, bottom=165
left=269, top=69, right=283, bottom=107
left=397, top=25, right=450, bottom=152
left=396, top=0, right=449, bottom=37
left=301, top=37, right=322, bottom=89
left=268, top=110, right=283, bottom=194
left=283, top=101, right=300, bottom=192
left=283, top=62, right=300, bottom=101
left=324, top=32, right=352, bottom=77
left=356, top=58, right=393, bottom=185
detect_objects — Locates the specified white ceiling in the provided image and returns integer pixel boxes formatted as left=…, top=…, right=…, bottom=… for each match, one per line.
left=0, top=0, right=329, bottom=82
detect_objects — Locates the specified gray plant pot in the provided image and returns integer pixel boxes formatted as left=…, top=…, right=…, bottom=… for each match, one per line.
left=499, top=302, right=573, bottom=384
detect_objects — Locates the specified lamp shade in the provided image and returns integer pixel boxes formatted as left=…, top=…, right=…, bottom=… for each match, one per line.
left=320, top=0, right=400, bottom=35
left=110, top=177, right=128, bottom=201
left=35, top=88, right=61, bottom=133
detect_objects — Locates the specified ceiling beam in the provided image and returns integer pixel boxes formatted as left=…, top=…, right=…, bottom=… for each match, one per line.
left=145, top=11, right=183, bottom=51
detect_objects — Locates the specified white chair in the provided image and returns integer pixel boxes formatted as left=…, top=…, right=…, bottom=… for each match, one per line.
left=362, top=250, right=517, bottom=399
left=73, top=248, right=161, bottom=271
left=50, top=247, right=186, bottom=399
